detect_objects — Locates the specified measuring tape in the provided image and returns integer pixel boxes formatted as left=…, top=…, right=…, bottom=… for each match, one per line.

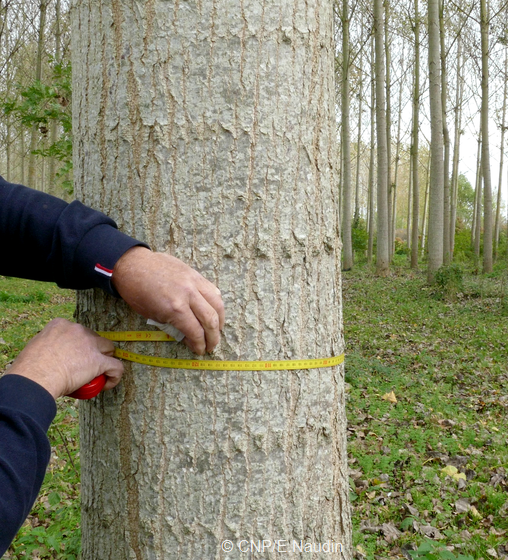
left=68, top=331, right=344, bottom=400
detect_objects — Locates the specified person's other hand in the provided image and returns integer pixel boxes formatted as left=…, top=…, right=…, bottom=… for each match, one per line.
left=6, top=318, right=123, bottom=399
left=112, top=247, right=224, bottom=355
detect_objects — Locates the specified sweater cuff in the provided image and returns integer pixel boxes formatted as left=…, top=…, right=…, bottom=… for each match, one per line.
left=73, top=224, right=150, bottom=297
left=0, top=375, right=57, bottom=433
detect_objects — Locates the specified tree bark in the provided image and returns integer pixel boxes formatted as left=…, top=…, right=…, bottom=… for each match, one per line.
left=72, top=0, right=351, bottom=557
left=410, top=0, right=420, bottom=269
left=481, top=0, right=493, bottom=273
left=367, top=34, right=376, bottom=265
left=341, top=0, right=353, bottom=270
left=375, top=0, right=390, bottom=276
left=494, top=34, right=507, bottom=259
left=28, top=0, right=48, bottom=190
left=384, top=0, right=393, bottom=259
left=48, top=0, right=62, bottom=196
left=440, top=0, right=451, bottom=265
left=427, top=0, right=444, bottom=281
left=449, top=33, right=463, bottom=259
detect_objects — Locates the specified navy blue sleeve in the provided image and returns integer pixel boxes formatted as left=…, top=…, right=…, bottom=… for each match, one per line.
left=0, top=375, right=57, bottom=556
left=0, top=175, right=149, bottom=295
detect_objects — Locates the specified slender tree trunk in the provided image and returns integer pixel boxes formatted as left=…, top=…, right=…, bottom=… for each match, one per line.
left=474, top=170, right=483, bottom=264
left=72, top=0, right=351, bottom=557
left=367, top=35, right=376, bottom=265
left=384, top=0, right=393, bottom=259
left=411, top=0, right=420, bottom=269
left=472, top=129, right=482, bottom=248
left=449, top=34, right=463, bottom=259
left=4, top=5, right=11, bottom=182
left=48, top=0, right=62, bottom=196
left=481, top=0, right=493, bottom=273
left=440, top=0, right=451, bottom=264
left=341, top=0, right=353, bottom=270
left=391, top=47, right=404, bottom=252
left=421, top=154, right=431, bottom=257
left=28, top=0, right=48, bottom=190
left=494, top=39, right=507, bottom=259
left=427, top=0, right=444, bottom=281
left=354, top=18, right=364, bottom=226
left=375, top=0, right=390, bottom=276
left=407, top=156, right=412, bottom=251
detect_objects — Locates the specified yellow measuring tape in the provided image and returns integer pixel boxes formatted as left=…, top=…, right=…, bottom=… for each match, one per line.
left=98, top=331, right=344, bottom=371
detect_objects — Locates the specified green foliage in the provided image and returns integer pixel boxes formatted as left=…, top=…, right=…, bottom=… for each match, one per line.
left=394, top=237, right=409, bottom=255
left=434, top=264, right=464, bottom=300
left=2, top=61, right=73, bottom=193
left=453, top=222, right=474, bottom=262
left=352, top=218, right=369, bottom=255
left=456, top=174, right=475, bottom=229
left=409, top=540, right=474, bottom=560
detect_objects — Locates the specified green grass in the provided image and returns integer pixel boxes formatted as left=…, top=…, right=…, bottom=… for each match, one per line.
left=344, top=263, right=508, bottom=559
left=3, top=264, right=508, bottom=559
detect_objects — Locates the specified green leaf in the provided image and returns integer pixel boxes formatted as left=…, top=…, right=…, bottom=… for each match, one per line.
left=49, top=491, right=61, bottom=507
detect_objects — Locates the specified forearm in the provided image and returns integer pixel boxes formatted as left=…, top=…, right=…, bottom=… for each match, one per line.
left=0, top=177, right=148, bottom=294
left=0, top=375, right=56, bottom=556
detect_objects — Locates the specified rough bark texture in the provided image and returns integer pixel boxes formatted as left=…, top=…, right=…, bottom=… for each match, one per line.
left=341, top=0, right=353, bottom=271
left=71, top=0, right=350, bottom=558
left=410, top=0, right=420, bottom=269
left=374, top=0, right=389, bottom=276
left=481, top=0, right=493, bottom=273
left=427, top=0, right=444, bottom=282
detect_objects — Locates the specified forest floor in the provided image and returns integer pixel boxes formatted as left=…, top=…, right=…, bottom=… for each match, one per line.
left=343, top=259, right=508, bottom=560
left=2, top=261, right=508, bottom=559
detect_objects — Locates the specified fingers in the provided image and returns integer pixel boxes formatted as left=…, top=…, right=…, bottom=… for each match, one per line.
left=190, top=294, right=222, bottom=354
left=100, top=354, right=124, bottom=391
left=93, top=331, right=116, bottom=357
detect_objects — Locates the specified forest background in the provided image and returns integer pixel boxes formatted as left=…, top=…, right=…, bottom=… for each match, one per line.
left=2, top=0, right=508, bottom=559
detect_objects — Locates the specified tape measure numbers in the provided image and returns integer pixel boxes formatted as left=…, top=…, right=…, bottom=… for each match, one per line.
left=98, top=331, right=344, bottom=371
left=68, top=331, right=344, bottom=400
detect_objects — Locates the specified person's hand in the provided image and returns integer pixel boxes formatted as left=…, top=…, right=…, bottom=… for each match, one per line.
left=112, top=247, right=225, bottom=355
left=6, top=318, right=124, bottom=399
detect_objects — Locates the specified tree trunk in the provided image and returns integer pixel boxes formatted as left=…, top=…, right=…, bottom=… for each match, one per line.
left=384, top=0, right=393, bottom=260
left=391, top=46, right=404, bottom=253
left=472, top=129, right=482, bottom=250
left=427, top=0, right=444, bottom=282
left=72, top=0, right=351, bottom=557
left=440, top=0, right=451, bottom=265
left=28, top=0, right=48, bottom=190
left=449, top=33, right=463, bottom=259
left=367, top=35, right=376, bottom=265
left=354, top=19, right=364, bottom=227
left=375, top=0, right=390, bottom=276
left=341, top=0, right=353, bottom=270
left=48, top=0, right=61, bottom=196
left=494, top=34, right=507, bottom=259
left=411, top=0, right=420, bottom=269
left=421, top=154, right=431, bottom=258
left=481, top=0, right=493, bottom=273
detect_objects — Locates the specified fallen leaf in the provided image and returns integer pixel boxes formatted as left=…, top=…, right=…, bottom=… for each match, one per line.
left=442, top=465, right=458, bottom=476
left=455, top=498, right=471, bottom=513
left=486, top=548, right=498, bottom=558
left=442, top=465, right=466, bottom=481
left=470, top=505, right=482, bottom=519
left=381, top=522, right=401, bottom=543
left=418, top=524, right=444, bottom=539
left=382, top=391, right=397, bottom=403
left=355, top=544, right=367, bottom=557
